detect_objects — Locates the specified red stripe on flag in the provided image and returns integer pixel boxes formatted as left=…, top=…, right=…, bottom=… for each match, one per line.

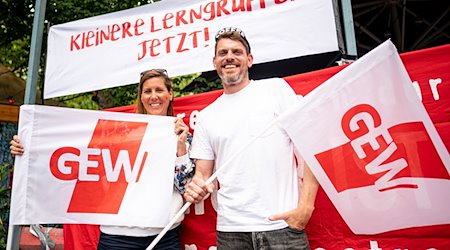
left=67, top=119, right=148, bottom=214
left=315, top=121, right=449, bottom=193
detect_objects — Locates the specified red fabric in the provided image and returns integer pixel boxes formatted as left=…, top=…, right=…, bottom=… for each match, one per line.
left=64, top=44, right=450, bottom=250
left=63, top=225, right=100, bottom=250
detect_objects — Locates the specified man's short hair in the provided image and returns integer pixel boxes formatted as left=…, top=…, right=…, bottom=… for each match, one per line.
left=215, top=27, right=251, bottom=54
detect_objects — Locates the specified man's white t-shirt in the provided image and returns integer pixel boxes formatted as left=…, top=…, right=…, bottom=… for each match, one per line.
left=191, top=78, right=300, bottom=232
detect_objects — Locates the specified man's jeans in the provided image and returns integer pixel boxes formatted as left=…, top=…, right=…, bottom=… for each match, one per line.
left=217, top=227, right=311, bottom=250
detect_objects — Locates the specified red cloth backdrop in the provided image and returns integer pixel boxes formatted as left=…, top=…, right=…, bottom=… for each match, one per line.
left=65, top=44, right=450, bottom=249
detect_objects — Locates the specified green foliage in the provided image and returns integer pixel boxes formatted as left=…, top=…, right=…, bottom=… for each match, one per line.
left=57, top=93, right=100, bottom=110
left=0, top=0, right=34, bottom=48
left=0, top=0, right=33, bottom=80
left=0, top=37, right=31, bottom=79
left=189, top=76, right=223, bottom=95
left=172, top=73, right=201, bottom=97
left=0, top=163, right=12, bottom=249
left=46, top=0, right=156, bottom=26
left=0, top=0, right=35, bottom=87
left=97, top=84, right=139, bottom=109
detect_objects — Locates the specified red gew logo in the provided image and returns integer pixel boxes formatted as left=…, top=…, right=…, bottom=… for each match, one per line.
left=49, top=119, right=149, bottom=214
left=315, top=104, right=450, bottom=193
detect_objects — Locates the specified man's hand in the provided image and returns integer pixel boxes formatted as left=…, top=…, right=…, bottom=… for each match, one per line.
left=184, top=175, right=215, bottom=204
left=268, top=204, right=314, bottom=230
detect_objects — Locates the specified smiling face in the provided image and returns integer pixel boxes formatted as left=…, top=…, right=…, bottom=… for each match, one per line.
left=213, top=38, right=253, bottom=94
left=140, top=76, right=173, bottom=116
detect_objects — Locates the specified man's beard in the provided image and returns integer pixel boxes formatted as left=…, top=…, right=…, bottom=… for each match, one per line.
left=219, top=70, right=246, bottom=86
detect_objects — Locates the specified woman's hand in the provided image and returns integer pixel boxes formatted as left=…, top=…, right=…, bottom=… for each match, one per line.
left=10, top=135, right=24, bottom=156
left=174, top=117, right=190, bottom=156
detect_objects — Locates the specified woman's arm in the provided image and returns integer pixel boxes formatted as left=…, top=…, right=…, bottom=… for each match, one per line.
left=174, top=135, right=195, bottom=194
left=173, top=118, right=195, bottom=194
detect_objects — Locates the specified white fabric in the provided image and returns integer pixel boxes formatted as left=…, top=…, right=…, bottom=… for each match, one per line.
left=10, top=105, right=176, bottom=227
left=44, top=0, right=338, bottom=98
left=100, top=152, right=190, bottom=236
left=174, top=153, right=190, bottom=166
left=100, top=190, right=184, bottom=236
left=191, top=78, right=299, bottom=232
left=278, top=40, right=450, bottom=234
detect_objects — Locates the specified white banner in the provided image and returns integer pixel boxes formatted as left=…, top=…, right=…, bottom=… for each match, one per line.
left=10, top=105, right=177, bottom=227
left=278, top=40, right=450, bottom=234
left=44, top=0, right=338, bottom=98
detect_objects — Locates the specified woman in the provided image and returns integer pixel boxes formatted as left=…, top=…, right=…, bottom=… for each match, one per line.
left=10, top=69, right=194, bottom=249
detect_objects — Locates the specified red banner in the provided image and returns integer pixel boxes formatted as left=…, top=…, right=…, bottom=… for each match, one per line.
left=67, top=44, right=450, bottom=249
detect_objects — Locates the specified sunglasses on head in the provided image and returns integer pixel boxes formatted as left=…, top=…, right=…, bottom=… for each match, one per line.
left=215, top=27, right=251, bottom=53
left=140, top=69, right=168, bottom=78
left=215, top=27, right=247, bottom=40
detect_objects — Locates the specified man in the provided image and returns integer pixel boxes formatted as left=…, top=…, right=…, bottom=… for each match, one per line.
left=184, top=27, right=319, bottom=249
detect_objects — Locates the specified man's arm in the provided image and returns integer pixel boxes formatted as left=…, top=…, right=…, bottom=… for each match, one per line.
left=183, top=159, right=215, bottom=204
left=269, top=164, right=319, bottom=229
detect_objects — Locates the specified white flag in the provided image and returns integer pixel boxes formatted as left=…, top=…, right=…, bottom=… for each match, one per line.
left=278, top=40, right=450, bottom=234
left=10, top=105, right=177, bottom=227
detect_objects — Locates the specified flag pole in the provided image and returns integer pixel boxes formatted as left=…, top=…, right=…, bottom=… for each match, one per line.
left=147, top=117, right=280, bottom=249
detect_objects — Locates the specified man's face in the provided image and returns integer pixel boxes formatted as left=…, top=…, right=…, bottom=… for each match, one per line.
left=213, top=38, right=253, bottom=87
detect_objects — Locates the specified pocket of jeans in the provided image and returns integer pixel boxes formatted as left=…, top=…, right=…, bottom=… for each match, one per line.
left=287, top=226, right=305, bottom=234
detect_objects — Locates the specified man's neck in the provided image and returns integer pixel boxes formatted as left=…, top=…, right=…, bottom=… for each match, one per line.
left=223, top=78, right=251, bottom=94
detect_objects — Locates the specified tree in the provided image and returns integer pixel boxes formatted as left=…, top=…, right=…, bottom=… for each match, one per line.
left=0, top=0, right=34, bottom=78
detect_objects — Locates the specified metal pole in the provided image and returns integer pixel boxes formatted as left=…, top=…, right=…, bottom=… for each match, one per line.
left=6, top=0, right=47, bottom=249
left=332, top=0, right=346, bottom=56
left=340, top=0, right=358, bottom=58
left=24, top=0, right=47, bottom=104
left=401, top=0, right=406, bottom=51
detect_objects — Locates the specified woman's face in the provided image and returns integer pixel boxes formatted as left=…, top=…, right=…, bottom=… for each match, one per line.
left=140, top=76, right=173, bottom=116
